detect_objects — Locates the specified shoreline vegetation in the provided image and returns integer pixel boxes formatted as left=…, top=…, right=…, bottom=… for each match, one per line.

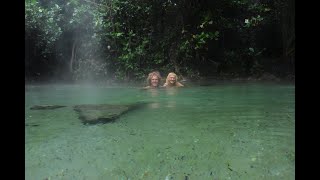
left=26, top=1, right=294, bottom=87
left=25, top=72, right=295, bottom=86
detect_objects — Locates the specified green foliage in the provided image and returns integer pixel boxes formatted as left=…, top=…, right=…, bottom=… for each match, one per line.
left=192, top=31, right=218, bottom=50
left=244, top=15, right=264, bottom=28
left=222, top=47, right=266, bottom=76
left=25, top=0, right=292, bottom=81
left=98, top=0, right=156, bottom=80
left=25, top=2, right=62, bottom=55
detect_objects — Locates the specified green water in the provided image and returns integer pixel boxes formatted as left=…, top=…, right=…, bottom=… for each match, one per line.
left=25, top=82, right=295, bottom=180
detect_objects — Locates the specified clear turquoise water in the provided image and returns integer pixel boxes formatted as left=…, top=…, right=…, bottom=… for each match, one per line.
left=25, top=82, right=295, bottom=180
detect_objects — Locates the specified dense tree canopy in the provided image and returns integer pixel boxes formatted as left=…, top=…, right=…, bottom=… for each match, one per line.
left=25, top=0, right=295, bottom=82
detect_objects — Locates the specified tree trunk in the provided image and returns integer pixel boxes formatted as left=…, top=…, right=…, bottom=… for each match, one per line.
left=69, top=40, right=77, bottom=74
left=168, top=7, right=185, bottom=75
left=281, top=0, right=295, bottom=62
left=169, top=42, right=180, bottom=74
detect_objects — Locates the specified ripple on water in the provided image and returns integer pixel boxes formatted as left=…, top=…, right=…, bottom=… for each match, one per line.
left=25, top=83, right=295, bottom=179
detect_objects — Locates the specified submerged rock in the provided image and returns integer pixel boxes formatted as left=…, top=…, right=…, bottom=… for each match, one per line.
left=25, top=123, right=40, bottom=127
left=73, top=102, right=147, bottom=124
left=30, top=105, right=67, bottom=110
left=259, top=73, right=280, bottom=81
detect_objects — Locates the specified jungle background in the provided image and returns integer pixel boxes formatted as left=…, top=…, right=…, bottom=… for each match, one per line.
left=25, top=0, right=295, bottom=83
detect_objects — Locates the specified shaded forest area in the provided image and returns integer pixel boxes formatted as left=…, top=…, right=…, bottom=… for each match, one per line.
left=25, top=0, right=295, bottom=83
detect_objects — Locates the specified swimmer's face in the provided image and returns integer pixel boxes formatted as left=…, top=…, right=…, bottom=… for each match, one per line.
left=150, top=75, right=159, bottom=87
left=168, top=75, right=176, bottom=84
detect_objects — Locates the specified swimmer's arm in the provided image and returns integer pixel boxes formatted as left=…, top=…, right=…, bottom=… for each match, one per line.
left=177, top=82, right=184, bottom=87
left=140, top=86, right=151, bottom=90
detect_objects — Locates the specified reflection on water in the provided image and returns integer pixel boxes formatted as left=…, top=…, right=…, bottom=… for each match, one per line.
left=25, top=82, right=294, bottom=179
left=165, top=88, right=179, bottom=108
left=147, top=88, right=160, bottom=97
left=145, top=89, right=161, bottom=109
left=145, top=88, right=180, bottom=109
left=165, top=87, right=179, bottom=96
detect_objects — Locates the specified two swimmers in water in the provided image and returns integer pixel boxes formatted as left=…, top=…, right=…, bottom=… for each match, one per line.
left=142, top=71, right=184, bottom=89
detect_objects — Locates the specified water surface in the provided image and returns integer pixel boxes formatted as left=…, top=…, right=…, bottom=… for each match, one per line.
left=25, top=82, right=295, bottom=180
